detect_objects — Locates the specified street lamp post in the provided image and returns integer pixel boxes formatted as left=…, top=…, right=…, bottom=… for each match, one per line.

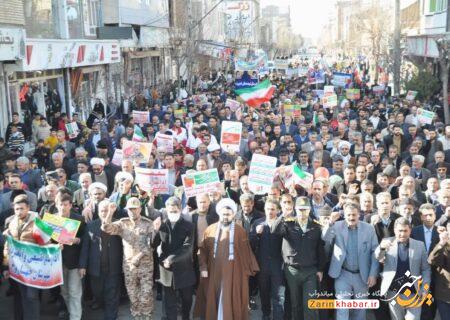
left=436, top=37, right=450, bottom=124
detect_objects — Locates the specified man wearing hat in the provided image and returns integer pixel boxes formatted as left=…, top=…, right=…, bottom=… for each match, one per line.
left=271, top=196, right=326, bottom=320
left=90, top=157, right=114, bottom=196
left=102, top=197, right=160, bottom=319
left=194, top=198, right=259, bottom=320
left=82, top=182, right=108, bottom=222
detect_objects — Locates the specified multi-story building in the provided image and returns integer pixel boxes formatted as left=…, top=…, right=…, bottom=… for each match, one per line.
left=0, top=0, right=26, bottom=133
left=405, top=0, right=447, bottom=61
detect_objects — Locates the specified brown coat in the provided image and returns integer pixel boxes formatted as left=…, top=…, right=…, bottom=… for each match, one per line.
left=428, top=242, right=450, bottom=303
left=194, top=223, right=259, bottom=320
left=3, top=212, right=38, bottom=266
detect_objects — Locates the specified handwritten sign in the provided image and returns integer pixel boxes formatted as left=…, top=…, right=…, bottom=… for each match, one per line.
left=7, top=236, right=63, bottom=289
left=248, top=154, right=278, bottom=195
left=65, top=122, right=79, bottom=139
left=182, top=169, right=221, bottom=198
left=156, top=133, right=174, bottom=153
left=417, top=108, right=435, bottom=125
left=346, top=89, right=361, bottom=100
left=122, top=140, right=152, bottom=163
left=220, top=121, right=242, bottom=153
left=132, top=111, right=149, bottom=125
left=42, top=213, right=81, bottom=245
left=135, top=168, right=169, bottom=195
left=111, top=149, right=123, bottom=167
left=406, top=90, right=418, bottom=101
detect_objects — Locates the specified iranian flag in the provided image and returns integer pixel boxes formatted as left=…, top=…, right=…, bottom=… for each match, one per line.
left=32, top=218, right=54, bottom=245
left=235, top=79, right=275, bottom=107
left=132, top=125, right=146, bottom=142
left=292, top=165, right=314, bottom=189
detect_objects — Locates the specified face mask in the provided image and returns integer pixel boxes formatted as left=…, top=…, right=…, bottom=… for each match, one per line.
left=168, top=213, right=180, bottom=223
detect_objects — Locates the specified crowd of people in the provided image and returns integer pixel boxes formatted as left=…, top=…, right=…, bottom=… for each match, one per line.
left=0, top=65, right=450, bottom=320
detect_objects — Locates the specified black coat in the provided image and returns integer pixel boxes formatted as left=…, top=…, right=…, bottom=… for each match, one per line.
left=152, top=217, right=196, bottom=289
left=371, top=213, right=401, bottom=243
left=81, top=219, right=123, bottom=277
left=62, top=212, right=88, bottom=270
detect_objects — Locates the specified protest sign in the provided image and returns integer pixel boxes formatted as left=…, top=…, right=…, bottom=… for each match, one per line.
left=298, top=66, right=309, bottom=77
left=346, top=89, right=361, bottom=100
left=312, top=90, right=324, bottom=98
left=156, top=133, right=174, bottom=153
left=235, top=71, right=258, bottom=90
left=248, top=154, right=278, bottom=195
left=220, top=121, right=242, bottom=152
left=307, top=69, right=325, bottom=85
left=331, top=72, right=352, bottom=87
left=322, top=94, right=338, bottom=108
left=111, top=149, right=123, bottom=166
left=225, top=99, right=241, bottom=112
left=372, top=85, right=385, bottom=95
left=182, top=169, right=221, bottom=198
left=135, top=168, right=169, bottom=194
left=65, top=122, right=79, bottom=139
left=286, top=68, right=299, bottom=79
left=193, top=94, right=208, bottom=105
left=7, top=236, right=63, bottom=289
left=406, top=90, right=418, bottom=101
left=122, top=140, right=152, bottom=163
left=132, top=111, right=149, bottom=125
left=283, top=103, right=294, bottom=117
left=42, top=213, right=81, bottom=245
left=174, top=108, right=186, bottom=118
left=324, top=85, right=335, bottom=95
left=417, top=108, right=435, bottom=125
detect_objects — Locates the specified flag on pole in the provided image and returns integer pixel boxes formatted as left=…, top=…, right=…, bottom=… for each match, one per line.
left=293, top=164, right=314, bottom=189
left=235, top=79, right=275, bottom=107
left=32, top=218, right=54, bottom=245
left=132, top=125, right=146, bottom=142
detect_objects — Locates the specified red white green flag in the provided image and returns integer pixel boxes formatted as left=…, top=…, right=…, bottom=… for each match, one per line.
left=132, top=125, right=146, bottom=142
left=32, top=218, right=54, bottom=246
left=293, top=164, right=314, bottom=189
left=235, top=79, right=275, bottom=107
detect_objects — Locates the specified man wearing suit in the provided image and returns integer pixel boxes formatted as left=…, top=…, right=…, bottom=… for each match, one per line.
left=322, top=202, right=379, bottom=320
left=410, top=155, right=432, bottom=191
left=411, top=203, right=439, bottom=320
left=81, top=199, right=123, bottom=319
left=250, top=199, right=285, bottom=320
left=375, top=218, right=431, bottom=320
left=152, top=197, right=196, bottom=320
left=1, top=173, right=38, bottom=212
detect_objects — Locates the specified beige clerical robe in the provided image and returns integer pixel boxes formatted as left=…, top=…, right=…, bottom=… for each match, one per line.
left=193, top=222, right=259, bottom=320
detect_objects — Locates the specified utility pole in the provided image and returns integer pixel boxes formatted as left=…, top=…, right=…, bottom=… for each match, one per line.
left=393, top=0, right=401, bottom=95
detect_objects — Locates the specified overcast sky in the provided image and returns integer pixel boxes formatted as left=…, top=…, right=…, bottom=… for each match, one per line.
left=261, top=0, right=337, bottom=39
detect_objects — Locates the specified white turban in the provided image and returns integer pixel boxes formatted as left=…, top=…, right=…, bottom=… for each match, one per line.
left=88, top=182, right=107, bottom=194
left=90, top=157, right=105, bottom=167
left=115, top=171, right=134, bottom=183
left=339, top=141, right=351, bottom=150
left=216, top=198, right=237, bottom=215
left=207, top=143, right=221, bottom=152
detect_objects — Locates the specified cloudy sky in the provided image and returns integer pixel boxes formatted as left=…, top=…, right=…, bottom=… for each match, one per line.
left=261, top=0, right=337, bottom=39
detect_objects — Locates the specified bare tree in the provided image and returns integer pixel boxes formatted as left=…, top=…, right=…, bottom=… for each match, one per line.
left=436, top=38, right=450, bottom=124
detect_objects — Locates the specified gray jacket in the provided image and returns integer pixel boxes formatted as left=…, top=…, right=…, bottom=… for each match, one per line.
left=322, top=220, right=379, bottom=283
left=374, top=237, right=431, bottom=296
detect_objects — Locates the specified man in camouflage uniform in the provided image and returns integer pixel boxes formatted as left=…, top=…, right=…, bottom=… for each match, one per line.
left=102, top=197, right=160, bottom=319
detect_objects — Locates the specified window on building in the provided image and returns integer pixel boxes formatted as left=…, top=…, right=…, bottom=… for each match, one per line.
left=84, top=0, right=100, bottom=37
left=23, top=0, right=57, bottom=38
left=427, top=0, right=447, bottom=14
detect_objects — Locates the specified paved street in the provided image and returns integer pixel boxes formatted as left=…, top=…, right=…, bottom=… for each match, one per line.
left=0, top=283, right=263, bottom=319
